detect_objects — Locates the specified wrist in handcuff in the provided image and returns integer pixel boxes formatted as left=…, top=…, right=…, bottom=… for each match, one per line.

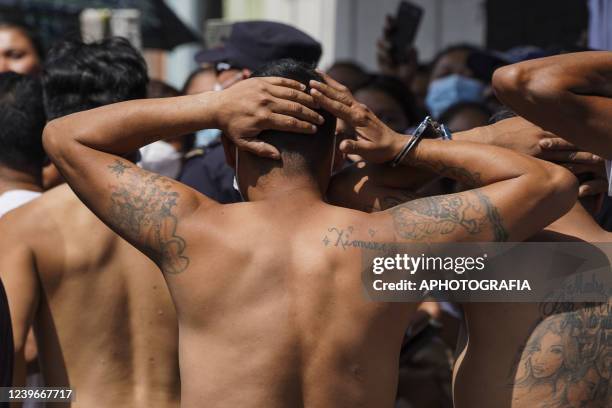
left=389, top=116, right=451, bottom=167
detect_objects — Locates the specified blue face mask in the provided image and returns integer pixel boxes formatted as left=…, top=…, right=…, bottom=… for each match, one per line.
left=195, top=128, right=222, bottom=148
left=425, top=74, right=485, bottom=119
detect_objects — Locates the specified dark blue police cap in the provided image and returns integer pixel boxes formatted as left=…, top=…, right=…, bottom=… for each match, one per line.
left=196, top=20, right=322, bottom=70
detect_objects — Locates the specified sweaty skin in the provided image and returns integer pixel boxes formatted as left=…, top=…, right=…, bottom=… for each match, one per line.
left=43, top=75, right=576, bottom=407
left=0, top=184, right=180, bottom=408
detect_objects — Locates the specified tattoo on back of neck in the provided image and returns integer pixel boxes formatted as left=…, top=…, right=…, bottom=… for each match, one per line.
left=106, top=159, right=190, bottom=274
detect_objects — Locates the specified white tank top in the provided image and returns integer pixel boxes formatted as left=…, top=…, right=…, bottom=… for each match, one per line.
left=0, top=190, right=41, bottom=218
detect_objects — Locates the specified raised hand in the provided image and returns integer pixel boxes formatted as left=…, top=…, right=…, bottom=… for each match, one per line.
left=309, top=70, right=404, bottom=163
left=215, top=77, right=325, bottom=159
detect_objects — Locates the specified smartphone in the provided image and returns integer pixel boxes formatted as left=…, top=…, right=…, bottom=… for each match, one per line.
left=392, top=1, right=423, bottom=62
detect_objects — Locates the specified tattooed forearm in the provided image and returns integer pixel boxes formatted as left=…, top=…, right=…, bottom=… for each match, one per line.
left=107, top=159, right=190, bottom=274
left=390, top=189, right=508, bottom=242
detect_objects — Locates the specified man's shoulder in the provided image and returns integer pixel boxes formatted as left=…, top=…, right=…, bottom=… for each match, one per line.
left=0, top=184, right=94, bottom=237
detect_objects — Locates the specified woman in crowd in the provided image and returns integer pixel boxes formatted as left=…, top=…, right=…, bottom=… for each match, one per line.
left=0, top=18, right=43, bottom=75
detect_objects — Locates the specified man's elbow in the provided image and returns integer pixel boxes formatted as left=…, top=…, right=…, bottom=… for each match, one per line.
left=42, top=119, right=79, bottom=169
left=492, top=64, right=559, bottom=105
left=542, top=165, right=579, bottom=217
left=42, top=120, right=63, bottom=161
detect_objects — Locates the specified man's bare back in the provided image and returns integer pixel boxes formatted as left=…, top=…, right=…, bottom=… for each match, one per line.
left=453, top=204, right=612, bottom=408
left=451, top=51, right=612, bottom=407
left=172, top=194, right=414, bottom=407
left=0, top=184, right=179, bottom=407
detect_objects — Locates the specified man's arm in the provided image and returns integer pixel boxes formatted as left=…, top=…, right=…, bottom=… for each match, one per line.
left=0, top=216, right=40, bottom=387
left=311, top=73, right=578, bottom=243
left=329, top=115, right=601, bottom=213
left=492, top=51, right=612, bottom=159
left=378, top=137, right=576, bottom=242
left=44, top=77, right=323, bottom=274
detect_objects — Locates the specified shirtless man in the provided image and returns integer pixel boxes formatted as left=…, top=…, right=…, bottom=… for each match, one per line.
left=450, top=172, right=612, bottom=407
left=443, top=52, right=612, bottom=408
left=492, top=51, right=612, bottom=160
left=0, top=72, right=45, bottom=403
left=0, top=38, right=177, bottom=408
left=0, top=39, right=330, bottom=407
left=43, top=59, right=576, bottom=407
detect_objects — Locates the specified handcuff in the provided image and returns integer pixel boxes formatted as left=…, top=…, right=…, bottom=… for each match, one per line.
left=389, top=116, right=452, bottom=167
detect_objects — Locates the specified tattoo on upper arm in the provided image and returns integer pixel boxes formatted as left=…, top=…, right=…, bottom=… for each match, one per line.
left=107, top=159, right=190, bottom=274
left=108, top=160, right=131, bottom=177
left=511, top=302, right=611, bottom=406
left=390, top=189, right=508, bottom=242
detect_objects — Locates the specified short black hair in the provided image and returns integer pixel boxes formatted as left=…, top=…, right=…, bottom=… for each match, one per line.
left=0, top=16, right=45, bottom=61
left=355, top=74, right=421, bottom=126
left=0, top=72, right=45, bottom=171
left=148, top=79, right=181, bottom=99
left=250, top=59, right=337, bottom=178
left=42, top=37, right=148, bottom=120
left=430, top=43, right=480, bottom=71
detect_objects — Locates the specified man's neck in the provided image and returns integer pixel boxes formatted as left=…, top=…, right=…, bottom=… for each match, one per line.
left=0, top=165, right=43, bottom=196
left=245, top=176, right=325, bottom=203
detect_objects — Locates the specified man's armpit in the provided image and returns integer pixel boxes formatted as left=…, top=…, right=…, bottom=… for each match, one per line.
left=389, top=189, right=508, bottom=242
left=107, top=159, right=191, bottom=274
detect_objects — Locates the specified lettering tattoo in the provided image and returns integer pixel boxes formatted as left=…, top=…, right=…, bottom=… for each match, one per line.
left=390, top=189, right=508, bottom=242
left=107, top=159, right=190, bottom=274
left=322, top=226, right=393, bottom=252
left=512, top=302, right=612, bottom=407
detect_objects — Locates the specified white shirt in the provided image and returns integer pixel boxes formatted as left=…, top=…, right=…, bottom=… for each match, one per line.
left=0, top=190, right=42, bottom=218
left=607, top=161, right=612, bottom=196
left=589, top=0, right=612, bottom=50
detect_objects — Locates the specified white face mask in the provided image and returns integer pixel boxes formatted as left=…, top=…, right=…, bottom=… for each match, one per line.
left=233, top=148, right=245, bottom=201
left=214, top=72, right=244, bottom=91
left=233, top=135, right=338, bottom=201
left=195, top=128, right=222, bottom=147
left=139, top=141, right=182, bottom=179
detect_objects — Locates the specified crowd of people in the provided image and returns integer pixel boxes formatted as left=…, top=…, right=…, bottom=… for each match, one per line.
left=0, top=9, right=611, bottom=408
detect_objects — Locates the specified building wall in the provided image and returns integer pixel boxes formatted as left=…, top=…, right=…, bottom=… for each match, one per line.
left=224, top=0, right=485, bottom=70
left=335, top=0, right=486, bottom=69
left=164, top=0, right=486, bottom=87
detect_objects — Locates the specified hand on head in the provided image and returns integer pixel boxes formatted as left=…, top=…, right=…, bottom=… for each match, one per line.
left=309, top=70, right=402, bottom=164
left=485, top=116, right=605, bottom=199
left=214, top=76, right=324, bottom=159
